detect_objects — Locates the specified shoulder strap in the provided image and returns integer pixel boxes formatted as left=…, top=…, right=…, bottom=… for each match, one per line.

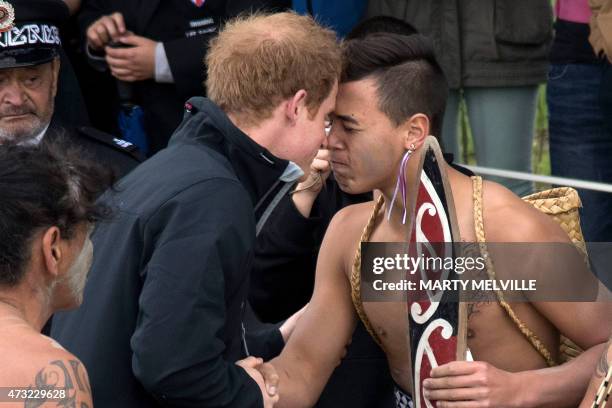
left=471, top=176, right=557, bottom=367
left=350, top=196, right=385, bottom=348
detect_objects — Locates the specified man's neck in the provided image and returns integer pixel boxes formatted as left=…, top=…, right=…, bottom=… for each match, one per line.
left=227, top=112, right=283, bottom=157
left=0, top=283, right=51, bottom=332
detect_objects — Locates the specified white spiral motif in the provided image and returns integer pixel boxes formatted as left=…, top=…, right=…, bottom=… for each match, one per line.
left=414, top=319, right=454, bottom=408
left=410, top=173, right=453, bottom=324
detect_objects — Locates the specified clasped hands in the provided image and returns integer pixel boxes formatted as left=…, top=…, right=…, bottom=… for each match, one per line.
left=235, top=305, right=307, bottom=407
left=236, top=357, right=279, bottom=408
left=86, top=12, right=156, bottom=82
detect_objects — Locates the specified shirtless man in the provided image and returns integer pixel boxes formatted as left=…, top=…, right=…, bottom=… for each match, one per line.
left=270, top=32, right=612, bottom=407
left=0, top=142, right=114, bottom=407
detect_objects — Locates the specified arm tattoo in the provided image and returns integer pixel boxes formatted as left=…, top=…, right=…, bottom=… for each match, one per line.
left=595, top=337, right=612, bottom=378
left=24, top=359, right=91, bottom=408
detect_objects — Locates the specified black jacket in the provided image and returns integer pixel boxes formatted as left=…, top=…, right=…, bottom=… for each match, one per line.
left=251, top=178, right=370, bottom=322
left=51, top=97, right=291, bottom=407
left=79, top=0, right=290, bottom=154
left=45, top=124, right=143, bottom=179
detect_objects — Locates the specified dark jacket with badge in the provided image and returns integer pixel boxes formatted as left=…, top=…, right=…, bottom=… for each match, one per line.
left=45, top=124, right=143, bottom=179
left=366, top=0, right=553, bottom=88
left=79, top=0, right=289, bottom=154
left=51, top=97, right=290, bottom=408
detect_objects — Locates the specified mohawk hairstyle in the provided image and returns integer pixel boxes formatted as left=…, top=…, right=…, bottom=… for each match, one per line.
left=341, top=33, right=448, bottom=138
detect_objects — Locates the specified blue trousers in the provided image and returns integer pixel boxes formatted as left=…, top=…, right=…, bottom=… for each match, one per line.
left=547, top=62, right=612, bottom=243
left=442, top=87, right=538, bottom=197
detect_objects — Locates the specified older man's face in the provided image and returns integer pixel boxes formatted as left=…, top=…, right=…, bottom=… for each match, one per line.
left=0, top=59, right=59, bottom=144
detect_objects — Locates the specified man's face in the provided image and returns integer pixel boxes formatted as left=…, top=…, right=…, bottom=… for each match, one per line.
left=279, top=82, right=338, bottom=173
left=328, top=78, right=405, bottom=194
left=0, top=60, right=59, bottom=144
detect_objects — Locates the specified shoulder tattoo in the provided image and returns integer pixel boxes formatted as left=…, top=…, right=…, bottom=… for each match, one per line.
left=24, top=359, right=91, bottom=408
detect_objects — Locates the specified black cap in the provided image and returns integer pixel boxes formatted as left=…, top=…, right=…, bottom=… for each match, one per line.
left=0, top=0, right=68, bottom=69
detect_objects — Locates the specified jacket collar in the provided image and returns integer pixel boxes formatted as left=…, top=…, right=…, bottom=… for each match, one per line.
left=170, top=97, right=292, bottom=207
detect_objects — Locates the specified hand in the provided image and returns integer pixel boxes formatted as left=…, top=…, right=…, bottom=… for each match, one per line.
left=291, top=149, right=332, bottom=217
left=105, top=34, right=156, bottom=82
left=86, top=12, right=126, bottom=50
left=236, top=357, right=279, bottom=407
left=279, top=304, right=308, bottom=343
left=292, top=149, right=331, bottom=196
left=423, top=361, right=523, bottom=408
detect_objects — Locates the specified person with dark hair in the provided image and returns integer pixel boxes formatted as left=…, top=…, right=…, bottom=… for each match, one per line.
left=0, top=0, right=143, bottom=178
left=0, top=141, right=114, bottom=405
left=340, top=33, right=448, bottom=138
left=267, top=32, right=611, bottom=408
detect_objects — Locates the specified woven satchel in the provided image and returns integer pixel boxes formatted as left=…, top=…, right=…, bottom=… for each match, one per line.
left=522, top=187, right=586, bottom=362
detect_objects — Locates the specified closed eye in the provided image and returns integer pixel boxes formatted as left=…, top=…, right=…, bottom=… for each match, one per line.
left=342, top=124, right=357, bottom=133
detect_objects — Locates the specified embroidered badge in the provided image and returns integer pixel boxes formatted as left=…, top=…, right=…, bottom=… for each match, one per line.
left=0, top=24, right=61, bottom=48
left=0, top=1, right=15, bottom=33
left=190, top=0, right=206, bottom=7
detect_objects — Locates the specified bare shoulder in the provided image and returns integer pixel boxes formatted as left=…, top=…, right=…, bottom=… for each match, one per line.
left=30, top=346, right=93, bottom=407
left=322, top=200, right=379, bottom=275
left=481, top=181, right=570, bottom=243
left=0, top=334, right=93, bottom=407
left=327, top=200, right=379, bottom=243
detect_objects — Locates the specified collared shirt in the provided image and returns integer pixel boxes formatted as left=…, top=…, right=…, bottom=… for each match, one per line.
left=18, top=123, right=50, bottom=146
left=154, top=42, right=174, bottom=83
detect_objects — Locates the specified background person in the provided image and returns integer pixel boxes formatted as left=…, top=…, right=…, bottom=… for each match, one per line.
left=80, top=0, right=290, bottom=155
left=0, top=142, right=114, bottom=407
left=0, top=0, right=142, bottom=178
left=547, top=0, right=612, bottom=244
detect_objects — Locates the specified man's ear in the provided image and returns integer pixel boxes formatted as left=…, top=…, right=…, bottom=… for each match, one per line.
left=402, top=113, right=430, bottom=150
left=50, top=57, right=61, bottom=98
left=41, top=226, right=62, bottom=279
left=284, top=89, right=308, bottom=125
